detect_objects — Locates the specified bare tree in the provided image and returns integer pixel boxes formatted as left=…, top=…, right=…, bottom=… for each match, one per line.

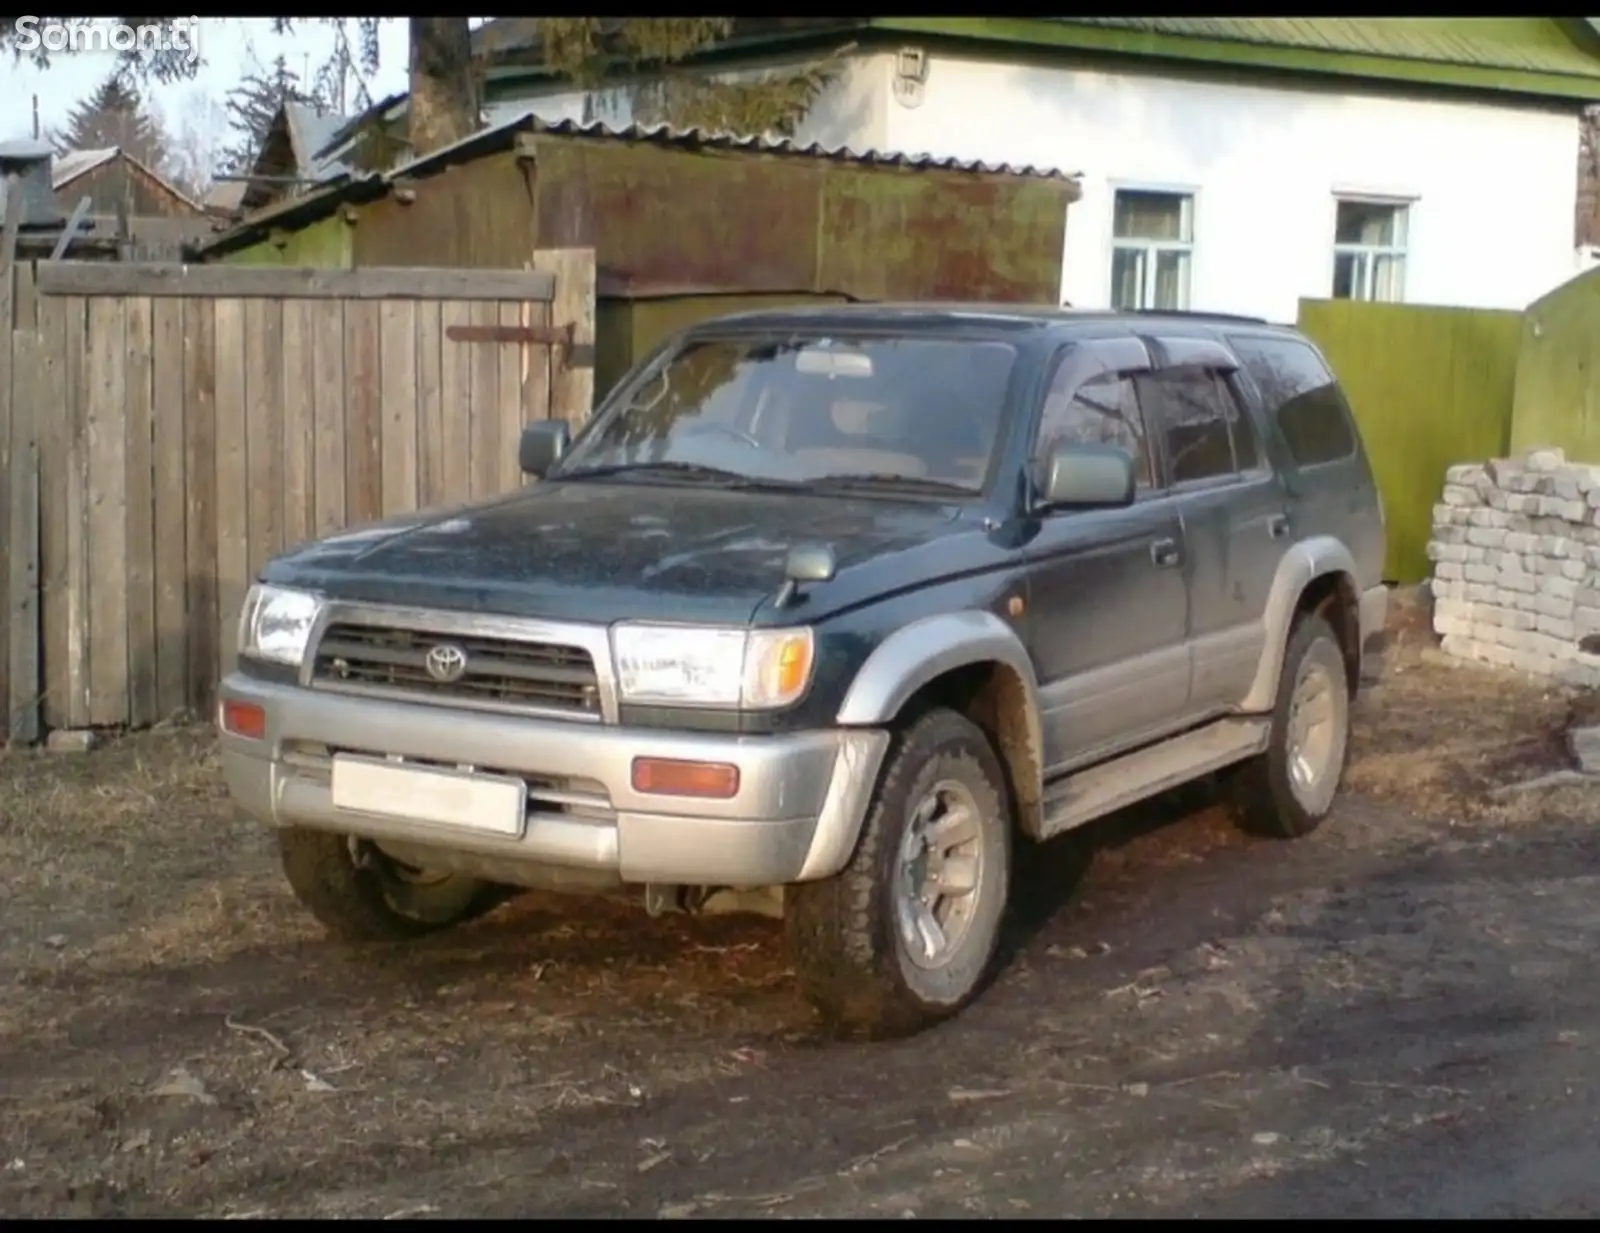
left=535, top=19, right=841, bottom=138
left=6, top=17, right=838, bottom=167
left=274, top=18, right=839, bottom=159
left=157, top=93, right=225, bottom=200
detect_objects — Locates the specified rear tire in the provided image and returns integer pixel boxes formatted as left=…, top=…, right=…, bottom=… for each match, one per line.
left=278, top=828, right=512, bottom=942
left=786, top=708, right=1014, bottom=1040
left=1229, top=613, right=1351, bottom=840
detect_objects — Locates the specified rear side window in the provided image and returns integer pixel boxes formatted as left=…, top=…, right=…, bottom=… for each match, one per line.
left=1134, top=367, right=1235, bottom=484
left=1134, top=365, right=1264, bottom=483
left=1228, top=335, right=1357, bottom=468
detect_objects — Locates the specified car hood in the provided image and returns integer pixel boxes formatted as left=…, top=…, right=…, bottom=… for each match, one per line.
left=261, top=478, right=965, bottom=625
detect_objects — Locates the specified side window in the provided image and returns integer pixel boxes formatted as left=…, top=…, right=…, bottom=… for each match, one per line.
left=1135, top=366, right=1237, bottom=485
left=1227, top=335, right=1357, bottom=467
left=1034, top=366, right=1155, bottom=489
left=1219, top=373, right=1264, bottom=472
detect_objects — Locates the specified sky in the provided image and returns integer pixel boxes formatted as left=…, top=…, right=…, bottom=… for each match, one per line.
left=3, top=18, right=412, bottom=167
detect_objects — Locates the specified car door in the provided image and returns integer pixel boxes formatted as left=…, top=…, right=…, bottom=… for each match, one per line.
left=1023, top=334, right=1191, bottom=775
left=1136, top=336, right=1291, bottom=717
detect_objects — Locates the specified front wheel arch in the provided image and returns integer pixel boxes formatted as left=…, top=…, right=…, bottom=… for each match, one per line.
left=787, top=706, right=1016, bottom=1039
left=835, top=612, right=1044, bottom=838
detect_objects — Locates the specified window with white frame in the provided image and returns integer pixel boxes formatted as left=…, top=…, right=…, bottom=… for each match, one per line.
left=1332, top=198, right=1409, bottom=302
left=1110, top=189, right=1194, bottom=312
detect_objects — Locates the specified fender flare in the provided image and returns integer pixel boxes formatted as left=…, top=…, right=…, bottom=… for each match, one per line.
left=1240, top=535, right=1359, bottom=712
left=835, top=610, right=1045, bottom=832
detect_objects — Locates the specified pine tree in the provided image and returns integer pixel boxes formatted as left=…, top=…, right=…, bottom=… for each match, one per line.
left=219, top=55, right=314, bottom=176
left=51, top=75, right=167, bottom=166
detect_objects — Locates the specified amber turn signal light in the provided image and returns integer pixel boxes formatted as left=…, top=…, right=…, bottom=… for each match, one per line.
left=630, top=757, right=740, bottom=799
left=219, top=699, right=267, bottom=740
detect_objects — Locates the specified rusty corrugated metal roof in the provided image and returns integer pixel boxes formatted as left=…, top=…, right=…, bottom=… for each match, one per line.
left=192, top=106, right=1078, bottom=262
left=402, top=109, right=1080, bottom=184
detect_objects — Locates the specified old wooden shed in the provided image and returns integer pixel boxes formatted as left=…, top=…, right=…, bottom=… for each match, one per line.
left=192, top=113, right=1080, bottom=401
left=52, top=147, right=210, bottom=260
left=1, top=144, right=210, bottom=261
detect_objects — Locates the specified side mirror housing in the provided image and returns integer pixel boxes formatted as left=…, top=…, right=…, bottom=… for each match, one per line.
left=774, top=544, right=837, bottom=610
left=519, top=420, right=571, bottom=479
left=1038, top=443, right=1136, bottom=510
left=784, top=543, right=837, bottom=584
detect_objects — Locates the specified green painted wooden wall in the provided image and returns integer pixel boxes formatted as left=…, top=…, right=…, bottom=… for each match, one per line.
left=220, top=215, right=353, bottom=268
left=594, top=293, right=856, bottom=402
left=1510, top=268, right=1600, bottom=460
left=1296, top=298, right=1522, bottom=583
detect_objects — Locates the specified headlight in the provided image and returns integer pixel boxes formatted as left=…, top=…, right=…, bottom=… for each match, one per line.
left=611, top=624, right=815, bottom=709
left=238, top=584, right=323, bottom=667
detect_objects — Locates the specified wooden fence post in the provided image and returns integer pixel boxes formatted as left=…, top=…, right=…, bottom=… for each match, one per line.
left=1, top=176, right=43, bottom=743
left=531, top=248, right=597, bottom=426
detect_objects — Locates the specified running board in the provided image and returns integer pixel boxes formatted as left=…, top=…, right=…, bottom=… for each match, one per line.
left=1038, top=717, right=1271, bottom=839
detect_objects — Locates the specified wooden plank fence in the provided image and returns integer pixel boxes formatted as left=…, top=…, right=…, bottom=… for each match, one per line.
left=0, top=251, right=597, bottom=743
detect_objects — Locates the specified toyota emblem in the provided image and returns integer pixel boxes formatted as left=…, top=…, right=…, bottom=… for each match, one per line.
left=424, top=643, right=469, bottom=683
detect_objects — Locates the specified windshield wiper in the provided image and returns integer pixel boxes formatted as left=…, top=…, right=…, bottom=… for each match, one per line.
left=807, top=472, right=976, bottom=497
left=556, top=461, right=771, bottom=486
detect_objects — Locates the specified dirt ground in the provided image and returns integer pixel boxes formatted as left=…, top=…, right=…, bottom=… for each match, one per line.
left=6, top=586, right=1600, bottom=1217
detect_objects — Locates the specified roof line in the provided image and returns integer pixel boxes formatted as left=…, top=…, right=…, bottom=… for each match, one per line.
left=53, top=146, right=205, bottom=215
left=312, top=90, right=408, bottom=163
left=391, top=110, right=1077, bottom=185
left=192, top=111, right=1081, bottom=261
left=467, top=17, right=1600, bottom=104
left=50, top=147, right=118, bottom=186
left=866, top=17, right=1600, bottom=104
left=118, top=150, right=207, bottom=215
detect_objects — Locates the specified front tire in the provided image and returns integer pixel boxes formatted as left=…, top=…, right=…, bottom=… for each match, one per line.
left=278, top=828, right=512, bottom=942
left=786, top=708, right=1014, bottom=1040
left=1229, top=613, right=1352, bottom=839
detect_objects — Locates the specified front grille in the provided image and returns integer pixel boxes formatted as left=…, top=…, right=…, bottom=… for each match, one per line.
left=311, top=623, right=601, bottom=715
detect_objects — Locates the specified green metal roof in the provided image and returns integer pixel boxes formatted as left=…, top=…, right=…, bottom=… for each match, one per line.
left=867, top=17, right=1600, bottom=104
left=472, top=18, right=1600, bottom=106
left=1059, top=18, right=1600, bottom=78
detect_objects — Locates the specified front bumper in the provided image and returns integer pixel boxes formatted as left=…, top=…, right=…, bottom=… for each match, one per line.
left=218, top=673, right=890, bottom=888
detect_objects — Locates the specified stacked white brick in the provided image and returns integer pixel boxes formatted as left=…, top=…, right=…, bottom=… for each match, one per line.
left=1428, top=446, right=1600, bottom=687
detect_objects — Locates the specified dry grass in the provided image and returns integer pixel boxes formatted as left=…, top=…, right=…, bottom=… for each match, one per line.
left=0, top=727, right=806, bottom=1217
left=1346, top=585, right=1593, bottom=825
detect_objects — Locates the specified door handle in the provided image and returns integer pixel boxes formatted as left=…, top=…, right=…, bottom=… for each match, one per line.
left=1150, top=537, right=1181, bottom=568
left=1267, top=513, right=1291, bottom=540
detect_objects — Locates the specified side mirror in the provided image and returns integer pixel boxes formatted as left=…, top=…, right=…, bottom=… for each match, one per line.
left=774, top=544, right=837, bottom=610
left=1038, top=443, right=1136, bottom=510
left=519, top=420, right=571, bottom=479
left=784, top=544, right=837, bottom=584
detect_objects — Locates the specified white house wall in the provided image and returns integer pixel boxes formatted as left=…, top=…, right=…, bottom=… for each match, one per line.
left=875, top=54, right=1579, bottom=321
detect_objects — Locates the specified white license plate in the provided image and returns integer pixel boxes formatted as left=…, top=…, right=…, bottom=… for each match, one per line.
left=330, top=757, right=527, bottom=837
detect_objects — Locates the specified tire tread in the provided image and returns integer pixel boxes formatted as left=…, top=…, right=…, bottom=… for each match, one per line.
left=786, top=708, right=1011, bottom=1040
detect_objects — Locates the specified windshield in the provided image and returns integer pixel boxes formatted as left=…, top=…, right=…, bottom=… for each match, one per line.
left=554, top=333, right=1019, bottom=493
